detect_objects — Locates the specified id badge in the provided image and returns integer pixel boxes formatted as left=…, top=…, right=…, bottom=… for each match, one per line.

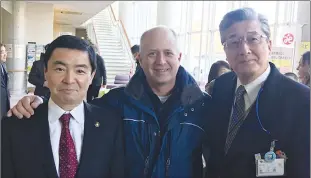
left=256, top=159, right=285, bottom=177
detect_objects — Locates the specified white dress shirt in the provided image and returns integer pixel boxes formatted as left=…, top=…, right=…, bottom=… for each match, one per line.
left=48, top=99, right=85, bottom=176
left=236, top=65, right=271, bottom=111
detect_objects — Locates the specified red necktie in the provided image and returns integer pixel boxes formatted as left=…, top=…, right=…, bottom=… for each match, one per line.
left=59, top=113, right=78, bottom=178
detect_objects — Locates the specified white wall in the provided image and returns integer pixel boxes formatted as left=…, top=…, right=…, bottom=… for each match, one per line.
left=1, top=1, right=12, bottom=14
left=1, top=8, right=13, bottom=44
left=25, top=2, right=54, bottom=45
left=53, top=24, right=76, bottom=39
left=297, top=1, right=310, bottom=42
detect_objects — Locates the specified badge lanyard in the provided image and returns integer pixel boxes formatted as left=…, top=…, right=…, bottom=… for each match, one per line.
left=256, top=86, right=282, bottom=162
left=255, top=87, right=271, bottom=136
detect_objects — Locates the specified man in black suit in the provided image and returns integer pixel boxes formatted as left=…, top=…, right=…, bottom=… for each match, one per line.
left=131, top=44, right=140, bottom=72
left=28, top=44, right=51, bottom=99
left=2, top=35, right=124, bottom=178
left=0, top=43, right=10, bottom=119
left=87, top=53, right=107, bottom=102
left=206, top=8, right=310, bottom=178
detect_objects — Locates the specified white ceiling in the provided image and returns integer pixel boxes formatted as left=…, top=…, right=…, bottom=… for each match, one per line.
left=28, top=1, right=114, bottom=27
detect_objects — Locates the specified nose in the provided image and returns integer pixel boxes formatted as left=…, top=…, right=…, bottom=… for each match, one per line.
left=239, top=40, right=251, bottom=56
left=62, top=70, right=75, bottom=84
left=155, top=52, right=166, bottom=65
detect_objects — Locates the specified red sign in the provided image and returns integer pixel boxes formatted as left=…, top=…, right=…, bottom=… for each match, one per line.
left=282, top=33, right=294, bottom=45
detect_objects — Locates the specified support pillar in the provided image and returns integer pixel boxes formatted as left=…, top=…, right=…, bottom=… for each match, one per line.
left=7, top=1, right=27, bottom=96
left=156, top=1, right=177, bottom=28
left=119, top=1, right=134, bottom=43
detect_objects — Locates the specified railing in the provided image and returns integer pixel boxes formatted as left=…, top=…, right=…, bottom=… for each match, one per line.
left=107, top=5, right=135, bottom=75
left=85, top=21, right=100, bottom=55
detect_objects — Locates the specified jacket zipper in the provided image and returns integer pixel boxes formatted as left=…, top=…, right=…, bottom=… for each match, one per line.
left=166, top=158, right=170, bottom=177
left=165, top=132, right=171, bottom=177
left=144, top=156, right=150, bottom=177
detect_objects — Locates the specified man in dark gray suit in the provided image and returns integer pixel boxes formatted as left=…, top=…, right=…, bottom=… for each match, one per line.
left=206, top=8, right=310, bottom=178
left=0, top=43, right=10, bottom=119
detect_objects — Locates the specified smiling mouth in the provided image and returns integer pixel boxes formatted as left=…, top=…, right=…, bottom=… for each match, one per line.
left=240, top=60, right=254, bottom=64
left=60, top=89, right=76, bottom=92
left=154, top=69, right=169, bottom=72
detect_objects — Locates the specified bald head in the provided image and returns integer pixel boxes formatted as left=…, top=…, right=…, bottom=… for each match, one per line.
left=140, top=26, right=179, bottom=54
left=137, top=26, right=182, bottom=95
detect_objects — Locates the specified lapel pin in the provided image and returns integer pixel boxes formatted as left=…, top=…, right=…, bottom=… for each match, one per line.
left=95, top=122, right=100, bottom=128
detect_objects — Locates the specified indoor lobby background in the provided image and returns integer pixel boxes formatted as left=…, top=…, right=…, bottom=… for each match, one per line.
left=0, top=1, right=310, bottom=106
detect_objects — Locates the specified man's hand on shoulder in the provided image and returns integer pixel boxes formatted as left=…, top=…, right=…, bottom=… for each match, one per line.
left=7, top=95, right=43, bottom=119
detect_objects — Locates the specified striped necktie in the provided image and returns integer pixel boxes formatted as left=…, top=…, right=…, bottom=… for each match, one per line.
left=224, top=85, right=246, bottom=154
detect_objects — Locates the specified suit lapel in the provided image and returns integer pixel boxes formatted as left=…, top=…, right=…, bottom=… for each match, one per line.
left=2, top=64, right=8, bottom=84
left=35, top=103, right=59, bottom=178
left=255, top=63, right=283, bottom=140
left=1, top=63, right=6, bottom=85
left=76, top=102, right=100, bottom=177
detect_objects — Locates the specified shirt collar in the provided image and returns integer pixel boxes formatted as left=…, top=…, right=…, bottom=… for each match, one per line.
left=236, top=65, right=271, bottom=101
left=48, top=99, right=85, bottom=124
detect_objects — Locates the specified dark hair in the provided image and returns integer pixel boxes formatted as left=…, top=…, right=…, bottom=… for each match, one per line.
left=0, top=43, right=5, bottom=48
left=44, top=43, right=50, bottom=51
left=302, top=51, right=310, bottom=66
left=284, top=72, right=298, bottom=81
left=208, top=60, right=231, bottom=83
left=131, top=45, right=140, bottom=55
left=219, top=8, right=270, bottom=44
left=44, top=35, right=96, bottom=72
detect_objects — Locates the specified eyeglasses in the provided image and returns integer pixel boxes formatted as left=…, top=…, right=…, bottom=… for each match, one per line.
left=223, top=33, right=268, bottom=49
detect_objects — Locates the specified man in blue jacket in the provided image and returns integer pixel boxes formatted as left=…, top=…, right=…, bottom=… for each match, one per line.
left=8, top=26, right=211, bottom=178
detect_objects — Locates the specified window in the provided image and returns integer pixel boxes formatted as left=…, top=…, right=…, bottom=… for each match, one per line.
left=245, top=1, right=277, bottom=24
left=278, top=1, right=287, bottom=24
left=191, top=1, right=204, bottom=31
left=214, top=1, right=230, bottom=29
left=202, top=1, right=211, bottom=32
left=179, top=1, right=190, bottom=34
left=190, top=33, right=201, bottom=57
left=130, top=1, right=157, bottom=45
left=200, top=32, right=210, bottom=57
left=213, top=31, right=225, bottom=54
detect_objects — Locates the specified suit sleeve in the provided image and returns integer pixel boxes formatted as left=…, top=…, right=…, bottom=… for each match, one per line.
left=109, top=115, right=125, bottom=178
left=28, top=62, right=44, bottom=86
left=1, top=117, right=16, bottom=178
left=286, top=94, right=310, bottom=178
left=90, top=89, right=123, bottom=112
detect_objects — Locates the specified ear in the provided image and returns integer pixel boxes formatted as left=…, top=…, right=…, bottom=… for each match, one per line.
left=178, top=53, right=182, bottom=62
left=267, top=39, right=272, bottom=52
left=44, top=67, right=48, bottom=81
left=138, top=53, right=142, bottom=65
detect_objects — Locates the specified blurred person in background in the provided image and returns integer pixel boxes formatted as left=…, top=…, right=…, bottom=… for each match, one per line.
left=87, top=53, right=107, bottom=102
left=284, top=72, right=298, bottom=82
left=297, top=51, right=310, bottom=87
left=0, top=43, right=9, bottom=119
left=205, top=60, right=231, bottom=95
left=131, top=44, right=141, bottom=72
left=28, top=44, right=51, bottom=99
